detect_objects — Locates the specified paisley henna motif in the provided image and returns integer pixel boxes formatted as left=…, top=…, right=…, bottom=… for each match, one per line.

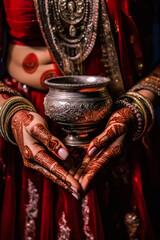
left=22, top=53, right=39, bottom=74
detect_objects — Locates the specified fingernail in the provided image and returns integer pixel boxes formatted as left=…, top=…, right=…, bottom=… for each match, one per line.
left=58, top=148, right=69, bottom=160
left=88, top=146, right=97, bottom=157
left=72, top=192, right=79, bottom=200
left=71, top=186, right=78, bottom=193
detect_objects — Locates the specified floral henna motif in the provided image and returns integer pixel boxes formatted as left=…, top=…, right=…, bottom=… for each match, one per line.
left=22, top=53, right=39, bottom=74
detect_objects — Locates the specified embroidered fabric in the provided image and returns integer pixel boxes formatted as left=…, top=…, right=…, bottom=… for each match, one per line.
left=81, top=195, right=94, bottom=240
left=24, top=179, right=39, bottom=240
left=57, top=211, right=71, bottom=240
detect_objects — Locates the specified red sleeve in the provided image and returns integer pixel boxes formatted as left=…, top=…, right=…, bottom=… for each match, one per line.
left=0, top=0, right=4, bottom=58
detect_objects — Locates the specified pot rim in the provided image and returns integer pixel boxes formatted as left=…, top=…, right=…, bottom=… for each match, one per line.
left=44, top=75, right=111, bottom=89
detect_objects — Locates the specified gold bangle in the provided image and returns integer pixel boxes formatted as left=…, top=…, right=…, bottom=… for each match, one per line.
left=3, top=105, right=36, bottom=145
left=119, top=94, right=148, bottom=141
left=126, top=91, right=155, bottom=133
left=0, top=96, right=37, bottom=144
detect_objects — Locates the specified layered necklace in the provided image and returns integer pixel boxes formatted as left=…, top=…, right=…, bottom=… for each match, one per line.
left=34, top=0, right=125, bottom=97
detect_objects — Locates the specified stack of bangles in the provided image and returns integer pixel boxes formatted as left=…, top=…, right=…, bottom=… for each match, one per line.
left=116, top=91, right=155, bottom=141
left=0, top=80, right=36, bottom=145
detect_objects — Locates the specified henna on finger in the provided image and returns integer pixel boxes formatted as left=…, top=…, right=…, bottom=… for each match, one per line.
left=11, top=109, right=81, bottom=197
left=22, top=157, right=80, bottom=200
left=88, top=107, right=136, bottom=157
left=81, top=144, right=123, bottom=192
left=74, top=155, right=91, bottom=180
left=30, top=123, right=68, bottom=160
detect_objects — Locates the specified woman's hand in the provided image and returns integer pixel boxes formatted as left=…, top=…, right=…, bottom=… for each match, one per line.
left=11, top=110, right=81, bottom=199
left=74, top=107, right=137, bottom=194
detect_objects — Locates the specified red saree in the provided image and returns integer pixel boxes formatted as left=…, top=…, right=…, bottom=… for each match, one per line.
left=0, top=0, right=159, bottom=239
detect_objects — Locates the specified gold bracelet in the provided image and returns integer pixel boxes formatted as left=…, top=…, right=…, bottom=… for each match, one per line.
left=0, top=96, right=36, bottom=144
left=118, top=93, right=148, bottom=141
left=126, top=91, right=155, bottom=134
left=3, top=105, right=36, bottom=145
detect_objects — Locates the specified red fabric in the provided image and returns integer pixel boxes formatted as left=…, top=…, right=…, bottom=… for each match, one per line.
left=3, top=0, right=45, bottom=46
left=107, top=0, right=144, bottom=89
left=0, top=0, right=158, bottom=239
left=0, top=0, right=3, bottom=56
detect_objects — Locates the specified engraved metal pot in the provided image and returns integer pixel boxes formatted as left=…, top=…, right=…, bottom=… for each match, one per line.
left=44, top=75, right=113, bottom=146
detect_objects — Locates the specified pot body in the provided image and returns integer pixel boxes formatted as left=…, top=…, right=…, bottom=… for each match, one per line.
left=44, top=76, right=113, bottom=146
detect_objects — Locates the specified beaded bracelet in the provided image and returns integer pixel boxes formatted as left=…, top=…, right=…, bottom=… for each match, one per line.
left=0, top=80, right=21, bottom=97
left=116, top=99, right=144, bottom=139
left=116, top=91, right=155, bottom=141
left=126, top=91, right=155, bottom=135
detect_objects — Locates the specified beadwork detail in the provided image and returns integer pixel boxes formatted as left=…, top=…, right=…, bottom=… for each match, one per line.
left=99, top=0, right=125, bottom=98
left=24, top=179, right=39, bottom=240
left=124, top=211, right=140, bottom=240
left=34, top=0, right=99, bottom=74
left=58, top=211, right=71, bottom=240
left=81, top=195, right=94, bottom=240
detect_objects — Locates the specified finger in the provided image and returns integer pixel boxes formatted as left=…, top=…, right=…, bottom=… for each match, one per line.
left=33, top=149, right=81, bottom=192
left=23, top=144, right=81, bottom=192
left=68, top=148, right=86, bottom=176
left=87, top=122, right=125, bottom=158
left=24, top=159, right=80, bottom=200
left=74, top=155, right=91, bottom=180
left=80, top=135, right=125, bottom=193
left=30, top=123, right=69, bottom=160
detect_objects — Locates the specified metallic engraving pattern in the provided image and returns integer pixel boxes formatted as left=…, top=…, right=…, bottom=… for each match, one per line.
left=43, top=76, right=113, bottom=146
left=58, top=211, right=71, bottom=240
left=81, top=195, right=94, bottom=240
left=44, top=98, right=112, bottom=123
left=25, top=179, right=39, bottom=240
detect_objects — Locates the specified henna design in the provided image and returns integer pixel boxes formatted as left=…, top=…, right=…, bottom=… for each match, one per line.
left=88, top=107, right=136, bottom=153
left=22, top=53, right=39, bottom=74
left=23, top=145, right=34, bottom=160
left=11, top=110, right=80, bottom=197
left=34, top=150, right=68, bottom=181
left=40, top=70, right=56, bottom=89
left=30, top=123, right=60, bottom=152
left=84, top=145, right=123, bottom=188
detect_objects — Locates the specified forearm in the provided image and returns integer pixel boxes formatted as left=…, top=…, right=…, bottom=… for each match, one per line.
left=131, top=63, right=160, bottom=106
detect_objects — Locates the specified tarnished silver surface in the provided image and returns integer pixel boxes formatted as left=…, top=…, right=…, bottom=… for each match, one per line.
left=44, top=75, right=113, bottom=146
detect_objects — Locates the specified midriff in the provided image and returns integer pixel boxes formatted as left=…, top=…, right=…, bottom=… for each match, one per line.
left=6, top=44, right=62, bottom=91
